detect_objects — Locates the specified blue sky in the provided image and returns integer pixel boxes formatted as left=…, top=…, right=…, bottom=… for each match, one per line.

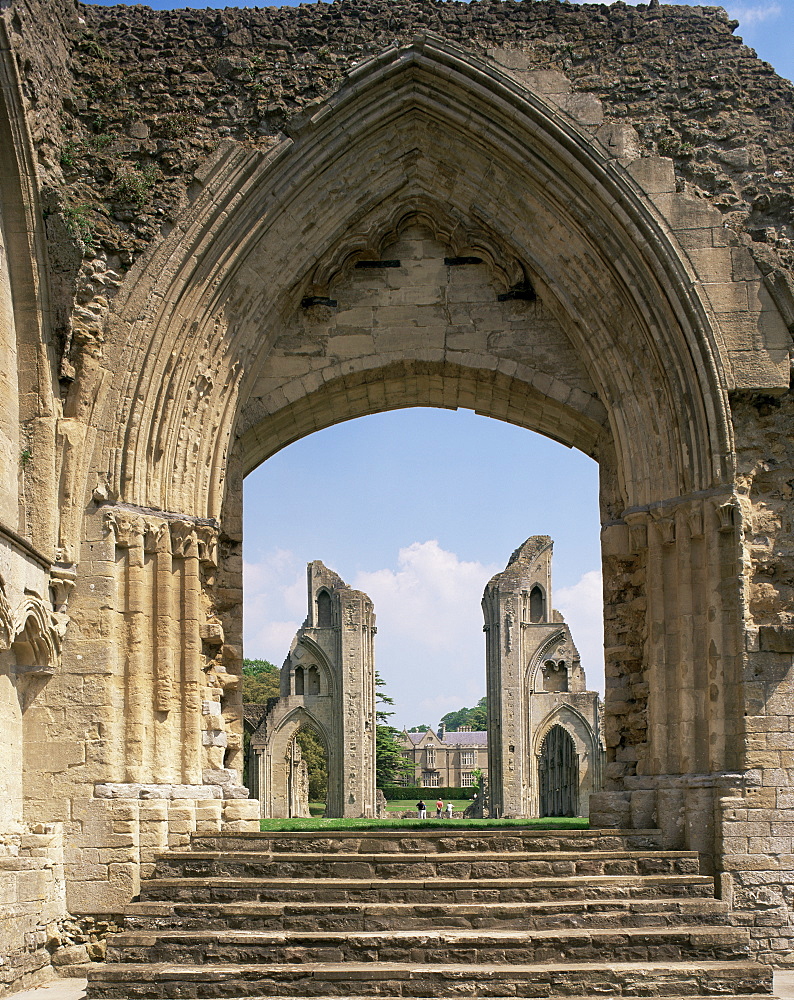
left=83, top=0, right=793, bottom=727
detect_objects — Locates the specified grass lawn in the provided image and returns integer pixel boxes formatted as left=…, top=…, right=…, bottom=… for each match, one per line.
left=385, top=799, right=470, bottom=813
left=259, top=815, right=589, bottom=831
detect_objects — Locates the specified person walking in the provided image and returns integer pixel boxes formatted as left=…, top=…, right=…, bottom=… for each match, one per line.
left=416, top=799, right=426, bottom=819
left=435, top=798, right=443, bottom=818
left=446, top=801, right=454, bottom=818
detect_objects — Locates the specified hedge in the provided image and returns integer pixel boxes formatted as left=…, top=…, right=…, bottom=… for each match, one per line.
left=380, top=785, right=478, bottom=801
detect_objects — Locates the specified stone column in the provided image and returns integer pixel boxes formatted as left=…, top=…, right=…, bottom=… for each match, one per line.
left=172, top=523, right=202, bottom=785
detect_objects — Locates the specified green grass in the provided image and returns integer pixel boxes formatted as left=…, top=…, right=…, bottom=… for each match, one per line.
left=385, top=799, right=469, bottom=813
left=259, top=816, right=589, bottom=832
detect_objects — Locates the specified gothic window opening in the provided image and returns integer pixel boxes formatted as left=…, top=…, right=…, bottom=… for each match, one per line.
left=539, top=724, right=578, bottom=817
left=542, top=660, right=568, bottom=692
left=529, top=585, right=545, bottom=623
left=294, top=666, right=305, bottom=695
left=317, top=590, right=332, bottom=627
left=308, top=665, right=320, bottom=695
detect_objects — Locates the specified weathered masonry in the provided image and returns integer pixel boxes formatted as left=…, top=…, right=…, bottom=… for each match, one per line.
left=485, top=537, right=603, bottom=819
left=1, top=0, right=794, bottom=985
left=246, top=560, right=377, bottom=819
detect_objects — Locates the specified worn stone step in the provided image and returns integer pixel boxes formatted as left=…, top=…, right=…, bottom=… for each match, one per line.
left=138, top=873, right=717, bottom=904
left=85, top=959, right=772, bottom=998
left=123, top=895, right=731, bottom=932
left=106, top=925, right=751, bottom=966
left=190, top=829, right=666, bottom=855
left=154, top=849, right=701, bottom=881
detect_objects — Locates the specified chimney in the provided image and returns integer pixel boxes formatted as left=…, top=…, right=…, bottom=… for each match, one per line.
left=437, top=723, right=446, bottom=740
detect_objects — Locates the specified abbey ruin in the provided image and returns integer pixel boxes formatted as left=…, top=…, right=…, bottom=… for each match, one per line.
left=246, top=561, right=377, bottom=819
left=485, top=536, right=603, bottom=819
left=1, top=0, right=794, bottom=993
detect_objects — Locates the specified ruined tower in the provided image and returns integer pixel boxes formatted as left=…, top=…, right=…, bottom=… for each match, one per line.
left=247, top=561, right=377, bottom=818
left=484, top=537, right=602, bottom=818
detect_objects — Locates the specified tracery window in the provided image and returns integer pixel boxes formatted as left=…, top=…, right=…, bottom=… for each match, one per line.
left=460, top=750, right=475, bottom=767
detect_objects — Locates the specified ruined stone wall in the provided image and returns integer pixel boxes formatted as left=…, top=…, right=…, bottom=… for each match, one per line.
left=1, top=0, right=793, bottom=969
left=38, top=1, right=794, bottom=267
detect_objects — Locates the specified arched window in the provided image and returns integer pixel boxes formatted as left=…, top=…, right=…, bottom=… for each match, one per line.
left=294, top=666, right=305, bottom=695
left=529, top=585, right=545, bottom=623
left=539, top=724, right=578, bottom=817
left=317, top=590, right=332, bottom=627
left=308, top=665, right=320, bottom=695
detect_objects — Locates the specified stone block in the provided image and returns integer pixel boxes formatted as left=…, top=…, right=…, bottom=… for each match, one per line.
left=588, top=791, right=630, bottom=829
left=759, top=626, right=794, bottom=653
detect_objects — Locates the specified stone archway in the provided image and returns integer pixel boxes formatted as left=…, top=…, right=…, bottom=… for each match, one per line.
left=10, top=30, right=789, bottom=952
left=538, top=724, right=579, bottom=819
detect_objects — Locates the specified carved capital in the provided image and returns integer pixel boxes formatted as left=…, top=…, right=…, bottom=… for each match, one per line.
left=105, top=510, right=146, bottom=549
left=50, top=563, right=77, bottom=613
left=686, top=502, right=705, bottom=540
left=622, top=511, right=650, bottom=554
left=196, top=525, right=218, bottom=567
left=170, top=521, right=199, bottom=559
left=713, top=500, right=739, bottom=534
left=654, top=516, right=676, bottom=546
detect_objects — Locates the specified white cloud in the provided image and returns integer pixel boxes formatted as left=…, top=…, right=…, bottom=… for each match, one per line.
left=354, top=541, right=500, bottom=729
left=243, top=549, right=305, bottom=665
left=243, top=541, right=605, bottom=728
left=724, top=3, right=782, bottom=26
left=554, top=569, right=605, bottom=696
left=354, top=541, right=499, bottom=649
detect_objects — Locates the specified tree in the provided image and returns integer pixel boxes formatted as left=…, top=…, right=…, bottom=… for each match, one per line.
left=295, top=729, right=327, bottom=802
left=407, top=724, right=431, bottom=733
left=440, top=696, right=487, bottom=732
left=242, top=658, right=281, bottom=704
left=375, top=672, right=414, bottom=787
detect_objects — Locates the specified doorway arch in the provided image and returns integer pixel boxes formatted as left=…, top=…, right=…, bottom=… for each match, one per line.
left=51, top=34, right=790, bottom=918
left=539, top=724, right=579, bottom=818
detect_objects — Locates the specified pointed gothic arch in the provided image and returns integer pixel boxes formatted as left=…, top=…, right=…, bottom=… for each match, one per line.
left=34, top=29, right=788, bottom=913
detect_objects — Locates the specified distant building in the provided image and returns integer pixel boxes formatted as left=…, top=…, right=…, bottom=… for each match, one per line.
left=398, top=725, right=488, bottom=788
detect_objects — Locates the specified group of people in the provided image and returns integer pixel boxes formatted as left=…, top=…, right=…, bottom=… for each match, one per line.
left=416, top=798, right=454, bottom=819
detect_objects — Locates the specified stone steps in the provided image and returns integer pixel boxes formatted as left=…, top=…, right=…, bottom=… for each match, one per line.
left=87, top=959, right=772, bottom=998
left=189, top=829, right=665, bottom=853
left=153, top=849, right=701, bottom=880
left=107, top=925, right=750, bottom=965
left=138, top=873, right=718, bottom=903
left=123, top=895, right=731, bottom=931
left=85, top=828, right=775, bottom=1000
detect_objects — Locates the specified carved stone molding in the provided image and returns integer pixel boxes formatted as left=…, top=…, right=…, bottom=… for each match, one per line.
left=12, top=596, right=66, bottom=675
left=50, top=563, right=77, bottom=613
left=0, top=578, right=13, bottom=651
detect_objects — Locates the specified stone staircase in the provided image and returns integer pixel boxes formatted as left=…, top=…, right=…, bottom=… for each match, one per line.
left=86, top=827, right=774, bottom=999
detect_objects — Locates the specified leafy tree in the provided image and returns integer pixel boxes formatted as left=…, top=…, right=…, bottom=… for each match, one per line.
left=375, top=672, right=414, bottom=787
left=295, top=729, right=327, bottom=802
left=440, top=696, right=487, bottom=732
left=242, top=658, right=280, bottom=704
left=407, top=724, right=431, bottom=732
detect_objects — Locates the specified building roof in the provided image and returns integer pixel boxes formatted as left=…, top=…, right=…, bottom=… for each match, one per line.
left=404, top=730, right=487, bottom=746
